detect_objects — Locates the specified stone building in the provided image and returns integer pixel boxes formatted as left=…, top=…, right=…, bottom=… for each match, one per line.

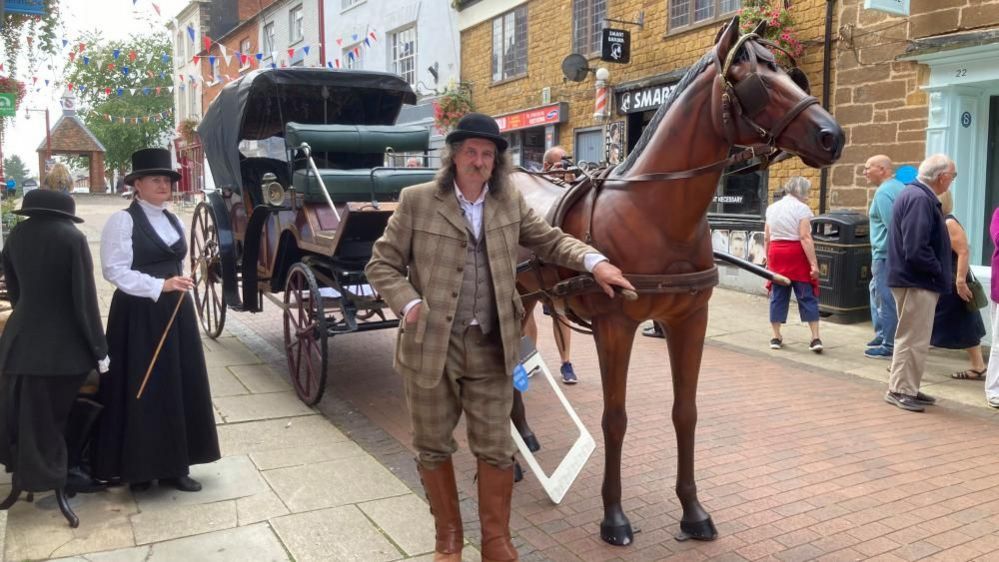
left=829, top=0, right=999, bottom=272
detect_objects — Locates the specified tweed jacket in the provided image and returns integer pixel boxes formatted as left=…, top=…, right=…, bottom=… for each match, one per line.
left=366, top=180, right=598, bottom=388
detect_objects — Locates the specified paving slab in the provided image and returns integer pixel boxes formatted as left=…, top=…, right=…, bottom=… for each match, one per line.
left=133, top=455, right=268, bottom=509
left=358, top=494, right=437, bottom=557
left=228, top=363, right=292, bottom=393
left=264, top=454, right=411, bottom=512
left=216, top=414, right=349, bottom=456
left=271, top=505, right=402, bottom=562
left=249, top=441, right=368, bottom=470
left=129, top=498, right=236, bottom=545
left=235, top=488, right=290, bottom=525
left=50, top=522, right=290, bottom=562
left=203, top=337, right=263, bottom=368
left=4, top=486, right=137, bottom=561
left=206, top=365, right=250, bottom=397
left=213, top=391, right=315, bottom=423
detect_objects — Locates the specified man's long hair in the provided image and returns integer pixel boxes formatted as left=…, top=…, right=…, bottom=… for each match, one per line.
left=435, top=140, right=512, bottom=195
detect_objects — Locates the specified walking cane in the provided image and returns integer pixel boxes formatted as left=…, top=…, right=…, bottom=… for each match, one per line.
left=136, top=291, right=186, bottom=400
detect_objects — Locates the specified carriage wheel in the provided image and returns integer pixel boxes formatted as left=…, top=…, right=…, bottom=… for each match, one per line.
left=283, top=263, right=329, bottom=405
left=190, top=203, right=227, bottom=339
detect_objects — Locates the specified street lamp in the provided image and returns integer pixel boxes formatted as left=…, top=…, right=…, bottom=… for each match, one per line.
left=24, top=107, right=52, bottom=165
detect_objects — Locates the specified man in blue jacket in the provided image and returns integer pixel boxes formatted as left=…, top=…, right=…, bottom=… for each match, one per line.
left=865, top=155, right=905, bottom=359
left=884, top=154, right=955, bottom=412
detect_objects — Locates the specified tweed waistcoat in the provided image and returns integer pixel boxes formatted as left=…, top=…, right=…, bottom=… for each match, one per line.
left=452, top=224, right=497, bottom=335
left=126, top=201, right=186, bottom=279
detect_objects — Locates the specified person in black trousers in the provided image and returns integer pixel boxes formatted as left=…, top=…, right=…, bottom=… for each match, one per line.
left=0, top=190, right=109, bottom=526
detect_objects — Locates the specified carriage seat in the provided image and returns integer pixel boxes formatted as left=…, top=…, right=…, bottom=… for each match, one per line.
left=285, top=122, right=430, bottom=154
left=293, top=167, right=437, bottom=203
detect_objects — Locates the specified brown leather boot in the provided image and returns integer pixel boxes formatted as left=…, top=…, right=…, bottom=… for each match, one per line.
left=477, top=460, right=519, bottom=562
left=417, top=458, right=463, bottom=562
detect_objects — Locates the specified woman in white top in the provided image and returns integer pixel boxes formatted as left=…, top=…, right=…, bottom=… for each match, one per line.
left=764, top=177, right=822, bottom=352
left=92, top=148, right=219, bottom=493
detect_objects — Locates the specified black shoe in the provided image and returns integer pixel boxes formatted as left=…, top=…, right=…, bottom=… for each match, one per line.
left=129, top=481, right=152, bottom=492
left=65, top=467, right=107, bottom=494
left=161, top=476, right=202, bottom=492
left=913, top=392, right=936, bottom=405
left=884, top=391, right=925, bottom=412
left=769, top=337, right=783, bottom=350
left=809, top=338, right=823, bottom=353
left=642, top=325, right=665, bottom=338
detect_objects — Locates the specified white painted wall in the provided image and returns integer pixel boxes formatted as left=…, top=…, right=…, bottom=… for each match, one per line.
left=259, top=0, right=322, bottom=69
left=169, top=0, right=209, bottom=127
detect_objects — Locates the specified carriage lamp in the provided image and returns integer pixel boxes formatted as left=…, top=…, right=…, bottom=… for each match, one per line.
left=262, top=172, right=285, bottom=206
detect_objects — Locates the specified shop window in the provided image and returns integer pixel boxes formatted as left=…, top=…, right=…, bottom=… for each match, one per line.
left=492, top=5, right=527, bottom=82
left=573, top=0, right=606, bottom=56
left=503, top=132, right=524, bottom=167
left=289, top=5, right=304, bottom=44
left=668, top=0, right=740, bottom=31
left=391, top=26, right=417, bottom=87
left=708, top=153, right=768, bottom=218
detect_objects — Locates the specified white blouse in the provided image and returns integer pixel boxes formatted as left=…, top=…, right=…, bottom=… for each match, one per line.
left=765, top=195, right=813, bottom=241
left=100, top=199, right=183, bottom=302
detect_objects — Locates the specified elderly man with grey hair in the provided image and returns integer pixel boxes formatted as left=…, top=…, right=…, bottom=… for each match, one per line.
left=884, top=154, right=956, bottom=412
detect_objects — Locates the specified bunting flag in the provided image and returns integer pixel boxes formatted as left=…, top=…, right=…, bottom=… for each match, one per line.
left=369, top=31, right=377, bottom=41
left=83, top=56, right=90, bottom=65
left=79, top=42, right=86, bottom=52
left=287, top=47, right=295, bottom=59
left=336, top=38, right=342, bottom=46
left=113, top=49, right=121, bottom=60
left=122, top=66, right=130, bottom=76
left=108, top=63, right=115, bottom=70
left=351, top=34, right=358, bottom=41
left=364, top=37, right=371, bottom=48
left=353, top=46, right=360, bottom=57
left=161, top=52, right=170, bottom=64
left=255, top=53, right=263, bottom=61
left=203, top=35, right=212, bottom=51
left=208, top=55, right=216, bottom=66
left=187, top=25, right=195, bottom=43
left=129, top=50, right=137, bottom=61
left=151, top=2, right=161, bottom=16
left=62, top=38, right=68, bottom=48
left=67, top=83, right=73, bottom=90
left=303, top=45, right=310, bottom=56
left=68, top=52, right=76, bottom=62
left=192, top=55, right=200, bottom=64
left=219, top=43, right=227, bottom=61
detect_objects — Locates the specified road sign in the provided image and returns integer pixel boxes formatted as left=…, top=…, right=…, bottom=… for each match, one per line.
left=601, top=28, right=630, bottom=64
left=0, top=93, right=15, bottom=117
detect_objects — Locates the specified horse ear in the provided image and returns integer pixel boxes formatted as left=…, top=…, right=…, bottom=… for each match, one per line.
left=715, top=16, right=740, bottom=64
left=752, top=19, right=768, bottom=36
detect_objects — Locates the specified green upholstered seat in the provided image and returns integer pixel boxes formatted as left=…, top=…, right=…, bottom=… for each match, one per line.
left=293, top=167, right=436, bottom=203
left=285, top=122, right=430, bottom=154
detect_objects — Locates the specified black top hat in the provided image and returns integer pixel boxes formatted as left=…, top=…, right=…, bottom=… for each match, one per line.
left=444, top=113, right=508, bottom=152
left=13, top=189, right=84, bottom=223
left=124, top=148, right=181, bottom=186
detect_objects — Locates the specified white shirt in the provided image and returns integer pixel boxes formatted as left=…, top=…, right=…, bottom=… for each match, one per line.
left=765, top=195, right=813, bottom=241
left=400, top=183, right=607, bottom=317
left=101, top=198, right=182, bottom=302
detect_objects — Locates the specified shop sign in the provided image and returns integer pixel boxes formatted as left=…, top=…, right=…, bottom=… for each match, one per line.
left=601, top=29, right=630, bottom=64
left=6, top=0, right=47, bottom=15
left=0, top=93, right=15, bottom=117
left=863, top=0, right=908, bottom=16
left=494, top=103, right=566, bottom=133
left=616, top=83, right=677, bottom=114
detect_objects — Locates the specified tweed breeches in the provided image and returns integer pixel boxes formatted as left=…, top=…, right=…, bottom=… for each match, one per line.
left=404, top=325, right=514, bottom=470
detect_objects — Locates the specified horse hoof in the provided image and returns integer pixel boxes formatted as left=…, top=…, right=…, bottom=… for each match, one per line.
left=600, top=521, right=634, bottom=546
left=522, top=432, right=541, bottom=452
left=675, top=517, right=718, bottom=542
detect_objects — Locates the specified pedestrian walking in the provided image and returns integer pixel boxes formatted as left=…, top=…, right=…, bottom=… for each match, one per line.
left=984, top=207, right=999, bottom=408
left=931, top=190, right=986, bottom=380
left=764, top=177, right=822, bottom=352
left=884, top=154, right=955, bottom=412
left=365, top=113, right=633, bottom=562
left=91, top=148, right=220, bottom=492
left=864, top=155, right=905, bottom=360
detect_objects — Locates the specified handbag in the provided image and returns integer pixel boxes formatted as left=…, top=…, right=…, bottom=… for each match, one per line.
left=965, top=270, right=989, bottom=311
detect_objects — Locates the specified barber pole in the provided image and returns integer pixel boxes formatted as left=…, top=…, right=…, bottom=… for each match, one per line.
left=594, top=67, right=610, bottom=120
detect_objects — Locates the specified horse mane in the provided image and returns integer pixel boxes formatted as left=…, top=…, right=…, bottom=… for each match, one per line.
left=617, top=51, right=716, bottom=175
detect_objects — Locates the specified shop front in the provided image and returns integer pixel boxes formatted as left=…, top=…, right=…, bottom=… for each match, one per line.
left=494, top=102, right=567, bottom=171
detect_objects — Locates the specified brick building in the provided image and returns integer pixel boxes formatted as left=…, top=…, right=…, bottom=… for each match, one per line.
left=829, top=0, right=999, bottom=273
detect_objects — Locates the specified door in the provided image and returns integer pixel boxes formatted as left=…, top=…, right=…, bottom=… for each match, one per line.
left=983, top=96, right=999, bottom=263
left=574, top=128, right=604, bottom=166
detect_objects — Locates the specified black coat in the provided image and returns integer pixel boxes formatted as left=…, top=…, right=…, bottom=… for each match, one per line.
left=0, top=216, right=107, bottom=376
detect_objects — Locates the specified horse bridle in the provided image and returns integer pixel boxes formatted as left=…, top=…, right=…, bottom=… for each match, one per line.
left=625, top=33, right=819, bottom=183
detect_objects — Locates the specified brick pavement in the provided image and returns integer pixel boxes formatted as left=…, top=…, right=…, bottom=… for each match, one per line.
left=234, top=286, right=999, bottom=562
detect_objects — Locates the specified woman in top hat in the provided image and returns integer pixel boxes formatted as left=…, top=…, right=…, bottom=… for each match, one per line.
left=0, top=189, right=108, bottom=525
left=91, top=148, right=219, bottom=492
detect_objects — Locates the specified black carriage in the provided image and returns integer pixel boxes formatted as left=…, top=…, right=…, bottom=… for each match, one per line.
left=193, top=69, right=435, bottom=405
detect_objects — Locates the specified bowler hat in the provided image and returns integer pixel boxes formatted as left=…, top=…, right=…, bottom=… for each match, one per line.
left=124, top=148, right=181, bottom=186
left=445, top=113, right=508, bottom=152
left=13, top=189, right=84, bottom=223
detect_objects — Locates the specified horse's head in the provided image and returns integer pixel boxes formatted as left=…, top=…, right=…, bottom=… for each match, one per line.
left=712, top=17, right=843, bottom=168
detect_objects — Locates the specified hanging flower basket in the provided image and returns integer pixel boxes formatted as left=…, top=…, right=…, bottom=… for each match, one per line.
left=739, top=0, right=805, bottom=65
left=433, top=87, right=475, bottom=135
left=178, top=118, right=200, bottom=144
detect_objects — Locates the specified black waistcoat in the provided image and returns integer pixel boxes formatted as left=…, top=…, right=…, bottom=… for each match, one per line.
left=126, top=201, right=186, bottom=279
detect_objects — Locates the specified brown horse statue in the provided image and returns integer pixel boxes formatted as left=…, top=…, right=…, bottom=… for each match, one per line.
left=513, top=17, right=843, bottom=546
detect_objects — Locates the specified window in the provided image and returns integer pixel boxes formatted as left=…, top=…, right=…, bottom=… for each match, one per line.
left=176, top=31, right=185, bottom=67
left=707, top=150, right=768, bottom=218
left=263, top=22, right=275, bottom=56
left=343, top=46, right=361, bottom=69
left=391, top=26, right=417, bottom=86
left=669, top=0, right=739, bottom=31
left=573, top=0, right=606, bottom=55
left=342, top=0, right=363, bottom=9
left=240, top=37, right=252, bottom=70
left=492, top=5, right=527, bottom=82
left=188, top=85, right=198, bottom=120
left=289, top=5, right=304, bottom=43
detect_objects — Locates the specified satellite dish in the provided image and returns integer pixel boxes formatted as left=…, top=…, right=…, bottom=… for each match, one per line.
left=561, top=54, right=590, bottom=82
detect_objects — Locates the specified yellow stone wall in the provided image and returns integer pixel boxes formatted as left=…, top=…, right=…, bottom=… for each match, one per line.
left=460, top=0, right=833, bottom=213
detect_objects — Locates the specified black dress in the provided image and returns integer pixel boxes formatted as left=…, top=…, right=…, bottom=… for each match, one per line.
left=931, top=216, right=986, bottom=350
left=92, top=202, right=219, bottom=483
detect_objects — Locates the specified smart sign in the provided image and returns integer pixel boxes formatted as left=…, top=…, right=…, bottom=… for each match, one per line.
left=0, top=93, right=15, bottom=117
left=601, top=28, right=630, bottom=64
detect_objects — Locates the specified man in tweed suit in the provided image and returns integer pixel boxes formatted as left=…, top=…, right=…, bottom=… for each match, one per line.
left=366, top=113, right=632, bottom=562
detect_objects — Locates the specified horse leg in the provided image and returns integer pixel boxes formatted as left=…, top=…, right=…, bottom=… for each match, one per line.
left=592, top=314, right=639, bottom=546
left=511, top=302, right=540, bottom=452
left=663, top=307, right=717, bottom=541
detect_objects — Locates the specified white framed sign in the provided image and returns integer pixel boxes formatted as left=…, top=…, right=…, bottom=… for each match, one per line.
left=864, top=0, right=909, bottom=16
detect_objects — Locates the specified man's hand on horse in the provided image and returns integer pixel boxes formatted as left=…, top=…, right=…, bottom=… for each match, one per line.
left=592, top=261, right=635, bottom=298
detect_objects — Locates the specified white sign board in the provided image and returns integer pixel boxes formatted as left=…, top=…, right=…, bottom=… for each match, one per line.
left=864, top=0, right=909, bottom=16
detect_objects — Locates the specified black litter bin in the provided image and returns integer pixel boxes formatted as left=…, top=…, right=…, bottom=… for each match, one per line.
left=812, top=210, right=871, bottom=324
